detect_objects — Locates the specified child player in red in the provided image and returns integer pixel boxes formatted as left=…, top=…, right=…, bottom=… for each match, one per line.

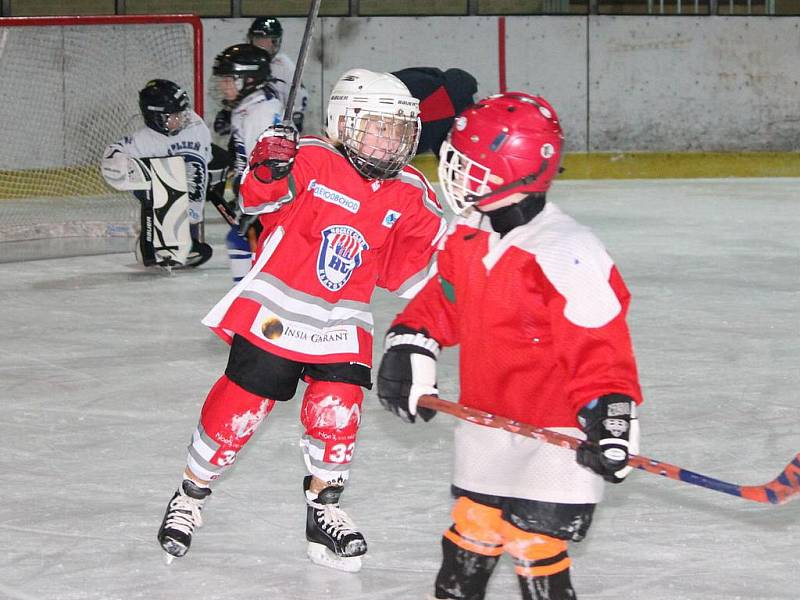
left=378, top=93, right=643, bottom=599
left=157, top=69, right=446, bottom=572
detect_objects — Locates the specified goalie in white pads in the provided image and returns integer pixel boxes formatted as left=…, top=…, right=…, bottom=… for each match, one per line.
left=101, top=79, right=213, bottom=268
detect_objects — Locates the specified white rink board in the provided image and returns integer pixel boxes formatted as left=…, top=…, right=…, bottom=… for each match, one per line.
left=201, top=16, right=800, bottom=152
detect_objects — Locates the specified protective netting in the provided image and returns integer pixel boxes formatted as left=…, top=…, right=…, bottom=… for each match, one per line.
left=0, top=21, right=198, bottom=249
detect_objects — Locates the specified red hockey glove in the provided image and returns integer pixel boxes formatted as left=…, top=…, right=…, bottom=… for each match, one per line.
left=249, top=124, right=298, bottom=183
left=576, top=394, right=640, bottom=484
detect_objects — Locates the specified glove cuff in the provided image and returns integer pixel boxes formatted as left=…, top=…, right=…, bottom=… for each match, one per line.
left=384, top=325, right=440, bottom=358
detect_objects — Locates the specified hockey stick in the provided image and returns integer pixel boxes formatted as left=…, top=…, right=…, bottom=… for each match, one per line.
left=207, top=189, right=238, bottom=228
left=417, top=395, right=800, bottom=506
left=283, top=0, right=322, bottom=125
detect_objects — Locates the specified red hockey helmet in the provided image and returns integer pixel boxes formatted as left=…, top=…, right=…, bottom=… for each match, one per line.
left=437, top=92, right=563, bottom=215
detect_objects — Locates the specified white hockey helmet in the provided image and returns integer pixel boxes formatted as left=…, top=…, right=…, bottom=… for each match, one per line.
left=326, top=68, right=421, bottom=180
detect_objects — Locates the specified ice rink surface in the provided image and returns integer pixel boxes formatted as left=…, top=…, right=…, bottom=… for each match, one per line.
left=2, top=179, right=798, bottom=599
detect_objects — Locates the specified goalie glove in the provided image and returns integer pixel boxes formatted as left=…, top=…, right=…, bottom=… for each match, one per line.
left=100, top=151, right=151, bottom=191
left=576, top=393, right=640, bottom=484
left=249, top=124, right=298, bottom=183
left=377, top=325, right=439, bottom=423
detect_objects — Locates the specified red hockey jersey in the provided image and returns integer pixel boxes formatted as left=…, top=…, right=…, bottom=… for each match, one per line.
left=203, top=136, right=446, bottom=367
left=394, top=203, right=643, bottom=429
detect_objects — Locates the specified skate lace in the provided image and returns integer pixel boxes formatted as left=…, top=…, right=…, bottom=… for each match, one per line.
left=317, top=504, right=358, bottom=539
left=165, top=494, right=204, bottom=535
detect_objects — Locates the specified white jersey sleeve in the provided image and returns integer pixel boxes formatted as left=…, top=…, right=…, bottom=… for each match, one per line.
left=270, top=52, right=308, bottom=116
left=101, top=111, right=212, bottom=224
left=229, top=91, right=283, bottom=181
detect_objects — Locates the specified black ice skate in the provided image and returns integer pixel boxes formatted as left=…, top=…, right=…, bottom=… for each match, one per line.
left=304, top=475, right=367, bottom=573
left=179, top=240, right=213, bottom=269
left=157, top=479, right=211, bottom=564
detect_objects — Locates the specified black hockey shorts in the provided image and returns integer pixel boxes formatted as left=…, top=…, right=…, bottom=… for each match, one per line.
left=225, top=334, right=372, bottom=401
left=450, top=485, right=596, bottom=542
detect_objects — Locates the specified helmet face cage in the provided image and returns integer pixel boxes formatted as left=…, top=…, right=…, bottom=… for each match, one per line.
left=437, top=139, right=493, bottom=215
left=139, top=80, right=190, bottom=136
left=340, top=109, right=420, bottom=180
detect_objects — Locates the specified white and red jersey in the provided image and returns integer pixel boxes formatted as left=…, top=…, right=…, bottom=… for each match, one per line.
left=203, top=136, right=447, bottom=367
left=393, top=203, right=642, bottom=503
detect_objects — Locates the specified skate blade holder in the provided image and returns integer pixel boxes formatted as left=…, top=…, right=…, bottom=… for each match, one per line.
left=161, top=540, right=188, bottom=565
left=306, top=542, right=362, bottom=573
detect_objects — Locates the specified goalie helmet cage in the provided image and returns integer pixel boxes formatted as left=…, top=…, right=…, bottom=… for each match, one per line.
left=0, top=14, right=203, bottom=260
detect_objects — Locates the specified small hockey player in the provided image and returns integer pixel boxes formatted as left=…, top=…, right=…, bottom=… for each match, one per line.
left=157, top=68, right=447, bottom=572
left=213, top=17, right=308, bottom=136
left=210, top=44, right=283, bottom=282
left=392, top=67, right=478, bottom=156
left=101, top=79, right=213, bottom=268
left=377, top=93, right=643, bottom=599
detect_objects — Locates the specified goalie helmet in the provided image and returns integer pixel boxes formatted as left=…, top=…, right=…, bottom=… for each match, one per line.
left=138, top=79, right=190, bottom=136
left=326, top=68, right=421, bottom=180
left=212, top=44, right=272, bottom=108
left=437, top=92, right=563, bottom=215
left=248, top=17, right=283, bottom=58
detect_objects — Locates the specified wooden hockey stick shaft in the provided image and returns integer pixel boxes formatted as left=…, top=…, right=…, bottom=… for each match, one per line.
left=417, top=395, right=800, bottom=505
left=283, top=0, right=322, bottom=125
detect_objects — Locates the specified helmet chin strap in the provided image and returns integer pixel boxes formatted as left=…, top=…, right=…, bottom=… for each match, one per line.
left=464, top=158, right=549, bottom=208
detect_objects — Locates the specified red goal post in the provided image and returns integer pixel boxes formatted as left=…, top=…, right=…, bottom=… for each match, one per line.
left=0, top=14, right=204, bottom=246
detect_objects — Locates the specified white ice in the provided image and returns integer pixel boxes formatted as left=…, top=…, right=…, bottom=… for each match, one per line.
left=1, top=179, right=798, bottom=600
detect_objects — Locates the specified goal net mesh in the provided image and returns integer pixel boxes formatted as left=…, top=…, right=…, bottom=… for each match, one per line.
left=0, top=19, right=199, bottom=258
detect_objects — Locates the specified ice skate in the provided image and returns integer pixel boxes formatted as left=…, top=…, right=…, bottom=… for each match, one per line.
left=304, top=475, right=367, bottom=573
left=178, top=239, right=213, bottom=269
left=157, top=479, right=211, bottom=563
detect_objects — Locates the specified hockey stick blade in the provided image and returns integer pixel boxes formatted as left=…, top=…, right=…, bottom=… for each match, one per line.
left=283, top=0, right=322, bottom=125
left=418, top=395, right=800, bottom=506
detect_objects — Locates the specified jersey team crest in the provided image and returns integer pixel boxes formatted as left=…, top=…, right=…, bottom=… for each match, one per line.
left=317, top=225, right=369, bottom=291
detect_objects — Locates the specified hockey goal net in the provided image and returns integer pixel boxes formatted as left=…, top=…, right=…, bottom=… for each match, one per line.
left=0, top=15, right=203, bottom=259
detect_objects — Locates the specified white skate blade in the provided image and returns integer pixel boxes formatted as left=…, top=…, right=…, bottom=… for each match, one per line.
left=306, top=542, right=362, bottom=573
left=164, top=552, right=175, bottom=565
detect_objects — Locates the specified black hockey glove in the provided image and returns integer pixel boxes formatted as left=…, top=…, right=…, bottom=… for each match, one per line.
left=249, top=124, right=298, bottom=183
left=377, top=325, right=439, bottom=423
left=576, top=393, right=640, bottom=484
left=213, top=108, right=232, bottom=136
left=291, top=111, right=305, bottom=133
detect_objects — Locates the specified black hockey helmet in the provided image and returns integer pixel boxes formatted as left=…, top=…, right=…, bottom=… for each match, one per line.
left=212, top=44, right=272, bottom=107
left=247, top=17, right=283, bottom=57
left=138, top=79, right=190, bottom=136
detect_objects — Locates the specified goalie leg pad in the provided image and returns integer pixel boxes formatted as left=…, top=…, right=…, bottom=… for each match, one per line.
left=186, top=375, right=275, bottom=481
left=133, top=157, right=193, bottom=267
left=300, top=380, right=364, bottom=483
